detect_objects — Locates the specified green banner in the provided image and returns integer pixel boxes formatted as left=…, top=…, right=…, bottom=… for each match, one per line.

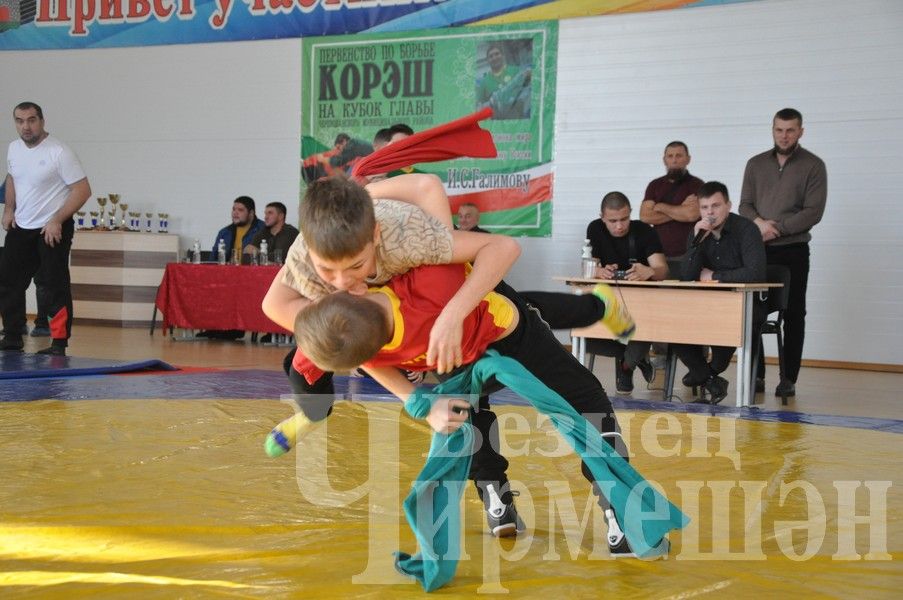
left=301, top=21, right=558, bottom=237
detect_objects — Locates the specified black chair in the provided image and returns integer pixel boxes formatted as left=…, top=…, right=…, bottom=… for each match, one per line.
left=752, top=265, right=792, bottom=405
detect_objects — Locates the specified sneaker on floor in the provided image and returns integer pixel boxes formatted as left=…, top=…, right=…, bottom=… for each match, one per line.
left=636, top=357, right=655, bottom=384
left=0, top=336, right=25, bottom=352
left=30, top=326, right=51, bottom=337
left=615, top=364, right=634, bottom=395
left=481, top=483, right=525, bottom=538
left=592, top=283, right=635, bottom=343
left=605, top=509, right=669, bottom=560
left=775, top=379, right=796, bottom=397
left=36, top=345, right=66, bottom=356
left=701, top=374, right=728, bottom=404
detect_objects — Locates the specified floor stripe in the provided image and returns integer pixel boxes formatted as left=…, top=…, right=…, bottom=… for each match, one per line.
left=2, top=369, right=900, bottom=434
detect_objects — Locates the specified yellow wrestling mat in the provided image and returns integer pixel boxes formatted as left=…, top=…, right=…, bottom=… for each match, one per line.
left=1, top=399, right=900, bottom=598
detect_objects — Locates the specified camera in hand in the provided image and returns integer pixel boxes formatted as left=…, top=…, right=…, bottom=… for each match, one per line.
left=613, top=270, right=629, bottom=280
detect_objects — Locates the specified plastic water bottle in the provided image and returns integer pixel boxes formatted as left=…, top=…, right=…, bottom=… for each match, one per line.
left=259, top=239, right=269, bottom=266
left=192, top=239, right=201, bottom=264
left=581, top=239, right=596, bottom=278
left=217, top=239, right=226, bottom=265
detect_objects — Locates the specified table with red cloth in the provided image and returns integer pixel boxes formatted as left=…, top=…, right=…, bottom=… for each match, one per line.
left=154, top=263, right=290, bottom=334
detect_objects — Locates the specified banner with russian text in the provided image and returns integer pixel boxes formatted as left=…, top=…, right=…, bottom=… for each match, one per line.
left=0, top=0, right=760, bottom=51
left=302, top=21, right=557, bottom=237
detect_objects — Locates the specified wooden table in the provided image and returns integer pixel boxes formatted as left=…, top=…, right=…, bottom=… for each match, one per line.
left=555, top=277, right=781, bottom=407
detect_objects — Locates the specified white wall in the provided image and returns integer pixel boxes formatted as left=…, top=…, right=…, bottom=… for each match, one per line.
left=511, top=0, right=903, bottom=365
left=1, top=0, right=901, bottom=365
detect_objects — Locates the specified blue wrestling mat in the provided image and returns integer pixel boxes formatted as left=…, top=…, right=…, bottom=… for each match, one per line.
left=2, top=368, right=901, bottom=434
left=0, top=352, right=177, bottom=380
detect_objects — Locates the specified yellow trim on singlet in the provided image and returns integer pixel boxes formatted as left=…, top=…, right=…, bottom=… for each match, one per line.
left=369, top=287, right=404, bottom=351
left=483, top=291, right=515, bottom=330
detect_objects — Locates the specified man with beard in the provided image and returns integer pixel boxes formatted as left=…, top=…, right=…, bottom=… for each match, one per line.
left=212, top=196, right=264, bottom=258
left=639, top=141, right=703, bottom=259
left=740, top=108, right=827, bottom=398
left=1, top=101, right=91, bottom=356
left=244, top=201, right=298, bottom=263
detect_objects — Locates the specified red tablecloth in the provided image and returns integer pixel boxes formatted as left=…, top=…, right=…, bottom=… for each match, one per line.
left=155, top=263, right=290, bottom=333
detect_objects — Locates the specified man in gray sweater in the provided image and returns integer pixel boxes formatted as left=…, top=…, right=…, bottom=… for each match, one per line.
left=740, top=108, right=827, bottom=398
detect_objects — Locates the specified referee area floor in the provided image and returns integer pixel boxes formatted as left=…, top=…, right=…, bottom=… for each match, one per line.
left=0, top=326, right=900, bottom=597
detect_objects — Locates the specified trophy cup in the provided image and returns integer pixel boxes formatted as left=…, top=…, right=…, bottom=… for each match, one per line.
left=118, top=202, right=129, bottom=230
left=129, top=212, right=140, bottom=231
left=158, top=213, right=169, bottom=233
left=75, top=211, right=86, bottom=229
left=96, top=197, right=107, bottom=230
left=108, top=194, right=120, bottom=230
left=89, top=211, right=99, bottom=228
left=145, top=212, right=153, bottom=232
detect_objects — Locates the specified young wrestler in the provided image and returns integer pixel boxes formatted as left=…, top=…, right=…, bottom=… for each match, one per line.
left=268, top=263, right=647, bottom=557
left=263, top=174, right=519, bottom=373
left=264, top=174, right=532, bottom=534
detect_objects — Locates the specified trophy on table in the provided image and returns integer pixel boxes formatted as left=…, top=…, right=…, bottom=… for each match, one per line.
left=89, top=211, right=99, bottom=228
left=158, top=213, right=169, bottom=233
left=118, top=202, right=129, bottom=230
left=145, top=212, right=154, bottom=232
left=108, top=194, right=120, bottom=230
left=75, top=211, right=86, bottom=229
left=96, top=196, right=107, bottom=229
left=129, top=212, right=140, bottom=231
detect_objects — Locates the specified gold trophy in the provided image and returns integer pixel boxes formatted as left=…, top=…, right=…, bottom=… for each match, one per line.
left=118, top=202, right=129, bottom=230
left=96, top=196, right=107, bottom=229
left=108, top=194, right=120, bottom=231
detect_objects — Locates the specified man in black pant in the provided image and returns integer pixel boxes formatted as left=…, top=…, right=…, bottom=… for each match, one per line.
left=740, top=108, right=827, bottom=397
left=1, top=102, right=91, bottom=356
left=673, top=181, right=767, bottom=404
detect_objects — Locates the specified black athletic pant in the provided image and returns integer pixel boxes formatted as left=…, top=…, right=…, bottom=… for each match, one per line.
left=0, top=220, right=75, bottom=345
left=760, top=243, right=810, bottom=383
left=674, top=301, right=766, bottom=384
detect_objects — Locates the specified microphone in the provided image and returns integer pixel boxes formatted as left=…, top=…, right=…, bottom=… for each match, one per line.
left=692, top=217, right=716, bottom=247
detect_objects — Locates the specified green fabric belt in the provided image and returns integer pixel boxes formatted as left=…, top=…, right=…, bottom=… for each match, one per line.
left=395, top=350, right=689, bottom=591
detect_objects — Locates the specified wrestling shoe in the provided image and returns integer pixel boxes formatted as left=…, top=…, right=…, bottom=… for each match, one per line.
left=592, top=284, right=635, bottom=343
left=265, top=412, right=316, bottom=457
left=480, top=483, right=525, bottom=538
left=605, top=508, right=669, bottom=560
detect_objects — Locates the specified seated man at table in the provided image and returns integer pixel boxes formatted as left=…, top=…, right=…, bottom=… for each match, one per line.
left=673, top=181, right=766, bottom=404
left=244, top=202, right=298, bottom=263
left=584, top=191, right=667, bottom=394
left=212, top=196, right=265, bottom=259
left=200, top=196, right=264, bottom=340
